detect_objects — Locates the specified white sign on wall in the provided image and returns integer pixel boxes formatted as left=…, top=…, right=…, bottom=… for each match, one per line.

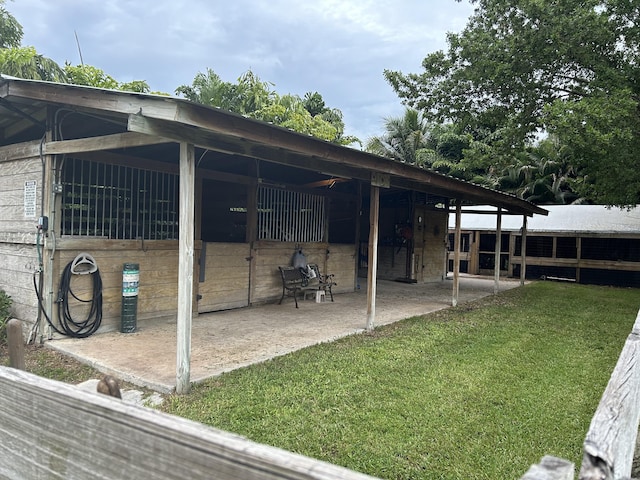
left=24, top=180, right=37, bottom=218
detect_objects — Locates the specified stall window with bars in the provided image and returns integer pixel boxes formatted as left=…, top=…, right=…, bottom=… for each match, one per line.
left=61, top=158, right=179, bottom=240
left=258, top=185, right=325, bottom=242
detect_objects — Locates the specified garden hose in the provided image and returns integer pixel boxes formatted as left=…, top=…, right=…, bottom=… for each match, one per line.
left=36, top=255, right=104, bottom=339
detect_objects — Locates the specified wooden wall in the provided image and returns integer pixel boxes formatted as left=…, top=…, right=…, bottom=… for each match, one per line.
left=421, top=210, right=448, bottom=282
left=250, top=241, right=356, bottom=304
left=54, top=239, right=180, bottom=333
left=0, top=156, right=42, bottom=326
left=43, top=239, right=358, bottom=332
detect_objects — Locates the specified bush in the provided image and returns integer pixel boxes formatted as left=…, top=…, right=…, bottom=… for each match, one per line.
left=0, top=289, right=12, bottom=345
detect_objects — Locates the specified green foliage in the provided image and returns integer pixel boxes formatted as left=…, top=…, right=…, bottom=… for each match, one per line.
left=0, top=289, right=12, bottom=345
left=64, top=63, right=118, bottom=89
left=0, top=0, right=22, bottom=49
left=165, top=283, right=639, bottom=479
left=64, top=63, right=151, bottom=93
left=385, top=0, right=640, bottom=206
left=176, top=68, right=359, bottom=146
left=365, top=109, right=473, bottom=177
left=0, top=45, right=65, bottom=81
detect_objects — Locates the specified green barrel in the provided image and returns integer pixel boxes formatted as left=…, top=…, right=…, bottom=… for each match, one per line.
left=121, top=263, right=139, bottom=333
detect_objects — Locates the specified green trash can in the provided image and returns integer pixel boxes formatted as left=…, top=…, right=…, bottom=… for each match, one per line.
left=121, top=263, right=139, bottom=333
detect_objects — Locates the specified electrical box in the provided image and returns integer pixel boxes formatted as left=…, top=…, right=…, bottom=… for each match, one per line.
left=38, top=216, right=49, bottom=232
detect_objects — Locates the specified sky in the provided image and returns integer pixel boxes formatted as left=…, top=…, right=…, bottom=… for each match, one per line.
left=7, top=0, right=475, bottom=144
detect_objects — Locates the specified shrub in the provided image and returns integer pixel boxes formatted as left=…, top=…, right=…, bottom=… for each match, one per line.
left=0, top=289, right=12, bottom=345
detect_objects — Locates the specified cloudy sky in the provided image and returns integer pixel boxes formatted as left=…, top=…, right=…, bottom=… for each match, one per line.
left=8, top=0, right=474, bottom=143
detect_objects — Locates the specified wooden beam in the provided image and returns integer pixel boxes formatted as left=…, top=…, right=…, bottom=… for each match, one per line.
left=0, top=367, right=377, bottom=479
left=44, top=132, right=170, bottom=155
left=520, top=215, right=528, bottom=286
left=128, top=113, right=547, bottom=216
left=494, top=207, right=502, bottom=295
left=301, top=178, right=350, bottom=188
left=176, top=142, right=195, bottom=395
left=452, top=200, right=462, bottom=307
left=0, top=140, right=41, bottom=162
left=2, top=106, right=46, bottom=139
left=366, top=185, right=380, bottom=332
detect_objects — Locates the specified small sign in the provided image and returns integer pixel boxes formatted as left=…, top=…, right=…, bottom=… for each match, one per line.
left=24, top=180, right=37, bottom=218
left=371, top=172, right=390, bottom=188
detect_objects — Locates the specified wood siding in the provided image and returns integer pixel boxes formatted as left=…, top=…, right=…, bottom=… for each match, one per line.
left=54, top=239, right=180, bottom=333
left=0, top=156, right=42, bottom=325
left=198, top=242, right=250, bottom=312
left=0, top=367, right=378, bottom=480
left=250, top=241, right=355, bottom=304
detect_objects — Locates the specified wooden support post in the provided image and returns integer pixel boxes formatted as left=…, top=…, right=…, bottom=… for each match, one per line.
left=494, top=207, right=502, bottom=295
left=354, top=181, right=362, bottom=292
left=366, top=185, right=380, bottom=332
left=41, top=107, right=57, bottom=342
left=576, top=237, right=582, bottom=283
left=7, top=319, right=25, bottom=370
left=520, top=215, right=528, bottom=286
left=176, top=142, right=195, bottom=395
left=452, top=200, right=461, bottom=307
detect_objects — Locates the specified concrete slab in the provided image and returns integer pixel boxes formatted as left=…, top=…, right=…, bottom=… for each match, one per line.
left=47, top=275, right=521, bottom=393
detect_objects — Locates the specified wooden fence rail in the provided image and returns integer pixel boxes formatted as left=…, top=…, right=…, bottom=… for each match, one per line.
left=0, top=367, right=378, bottom=480
left=522, top=308, right=640, bottom=480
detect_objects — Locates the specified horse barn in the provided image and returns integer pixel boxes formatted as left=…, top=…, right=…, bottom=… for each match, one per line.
left=0, top=76, right=546, bottom=391
left=447, top=205, right=640, bottom=287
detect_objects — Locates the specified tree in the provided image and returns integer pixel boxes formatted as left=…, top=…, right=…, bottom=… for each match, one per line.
left=366, top=109, right=472, bottom=177
left=365, top=109, right=432, bottom=164
left=0, top=0, right=21, bottom=48
left=384, top=0, right=640, bottom=206
left=176, top=69, right=359, bottom=145
left=64, top=63, right=151, bottom=93
left=0, top=46, right=65, bottom=81
left=489, top=138, right=584, bottom=204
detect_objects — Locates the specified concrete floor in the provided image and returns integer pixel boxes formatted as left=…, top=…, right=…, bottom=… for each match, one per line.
left=47, top=275, right=522, bottom=393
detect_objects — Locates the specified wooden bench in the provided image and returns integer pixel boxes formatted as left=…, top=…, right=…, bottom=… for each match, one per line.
left=278, top=264, right=336, bottom=308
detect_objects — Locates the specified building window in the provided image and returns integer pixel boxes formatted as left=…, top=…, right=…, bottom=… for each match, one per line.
left=61, top=158, right=178, bottom=240
left=258, top=185, right=325, bottom=242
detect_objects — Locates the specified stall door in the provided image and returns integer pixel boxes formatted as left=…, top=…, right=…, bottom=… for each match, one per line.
left=412, top=206, right=426, bottom=282
left=198, top=242, right=251, bottom=313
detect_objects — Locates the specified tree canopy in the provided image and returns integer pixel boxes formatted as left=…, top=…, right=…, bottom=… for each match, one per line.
left=385, top=0, right=640, bottom=206
left=0, top=0, right=21, bottom=49
left=176, top=68, right=359, bottom=146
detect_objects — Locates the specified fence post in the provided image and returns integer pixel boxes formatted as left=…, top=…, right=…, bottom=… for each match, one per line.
left=7, top=319, right=25, bottom=370
left=520, top=455, right=574, bottom=480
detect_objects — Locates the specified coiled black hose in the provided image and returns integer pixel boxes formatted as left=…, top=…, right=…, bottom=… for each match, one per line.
left=46, top=260, right=103, bottom=338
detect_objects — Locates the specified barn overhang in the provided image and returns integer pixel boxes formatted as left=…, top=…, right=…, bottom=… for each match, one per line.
left=0, top=76, right=547, bottom=217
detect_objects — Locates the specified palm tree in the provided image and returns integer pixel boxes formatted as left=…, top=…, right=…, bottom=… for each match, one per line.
left=366, top=109, right=433, bottom=164
left=493, top=137, right=585, bottom=204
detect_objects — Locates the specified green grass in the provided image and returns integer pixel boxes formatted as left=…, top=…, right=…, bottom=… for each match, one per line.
left=163, top=282, right=640, bottom=479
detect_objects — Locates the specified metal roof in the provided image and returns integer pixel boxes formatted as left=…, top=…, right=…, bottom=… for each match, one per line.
left=0, top=76, right=547, bottom=217
left=449, top=205, right=640, bottom=233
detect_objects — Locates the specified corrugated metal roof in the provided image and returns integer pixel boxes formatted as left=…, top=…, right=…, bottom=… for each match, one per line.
left=449, top=205, right=640, bottom=233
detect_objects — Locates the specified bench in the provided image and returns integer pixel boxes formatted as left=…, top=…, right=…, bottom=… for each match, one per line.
left=278, top=264, right=336, bottom=308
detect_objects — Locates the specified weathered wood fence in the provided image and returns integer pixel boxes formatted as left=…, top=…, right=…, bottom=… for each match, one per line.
left=0, top=367, right=378, bottom=480
left=521, top=308, right=640, bottom=480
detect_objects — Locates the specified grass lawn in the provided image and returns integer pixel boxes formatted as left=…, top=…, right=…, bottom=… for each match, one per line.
left=163, top=282, right=640, bottom=479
